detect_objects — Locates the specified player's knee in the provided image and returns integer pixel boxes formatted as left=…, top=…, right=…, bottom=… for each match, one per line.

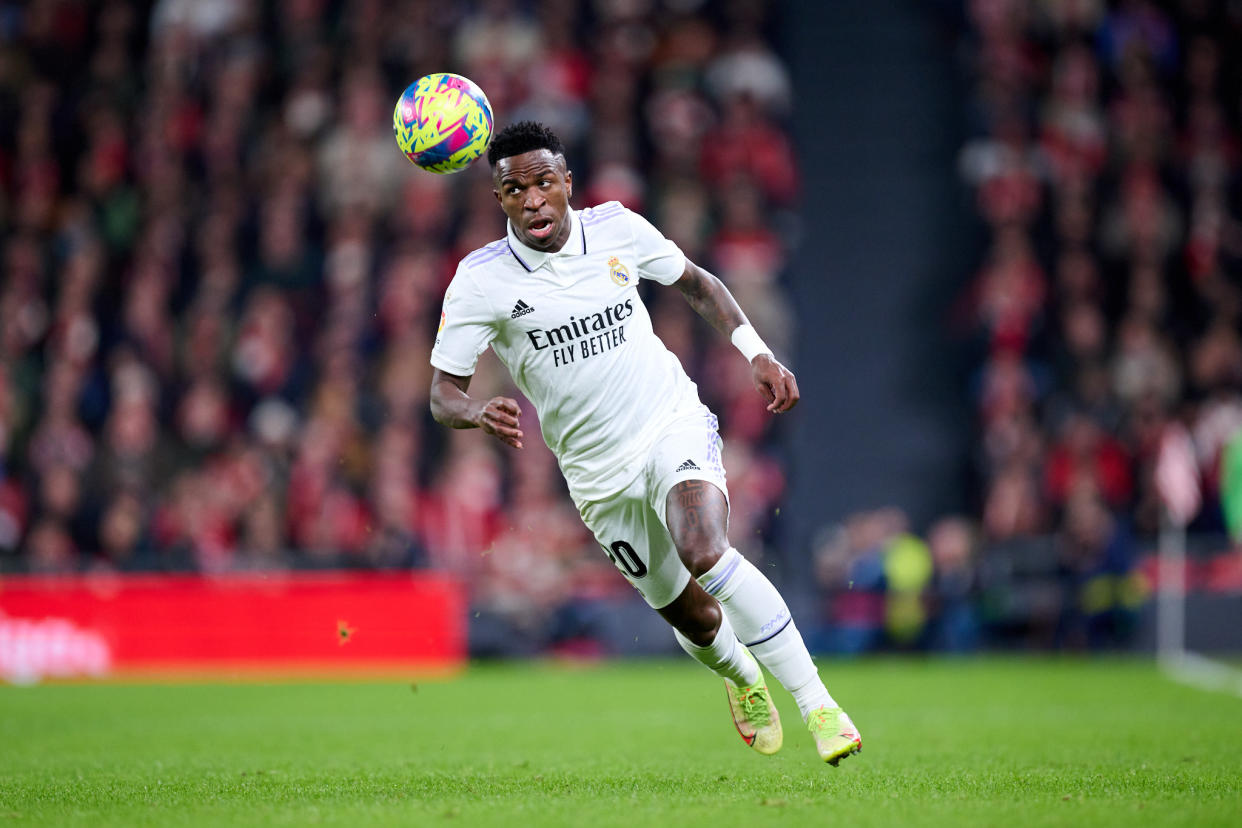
left=677, top=598, right=721, bottom=646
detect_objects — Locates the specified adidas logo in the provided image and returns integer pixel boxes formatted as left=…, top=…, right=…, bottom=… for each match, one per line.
left=511, top=299, right=535, bottom=318
left=675, top=459, right=700, bottom=472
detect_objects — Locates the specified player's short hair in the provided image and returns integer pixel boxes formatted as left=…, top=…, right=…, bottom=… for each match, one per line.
left=487, top=121, right=565, bottom=166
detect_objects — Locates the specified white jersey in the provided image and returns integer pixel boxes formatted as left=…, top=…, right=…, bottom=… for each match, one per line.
left=431, top=202, right=706, bottom=502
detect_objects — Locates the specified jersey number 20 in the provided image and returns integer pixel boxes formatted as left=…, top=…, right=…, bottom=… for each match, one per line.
left=606, top=540, right=647, bottom=578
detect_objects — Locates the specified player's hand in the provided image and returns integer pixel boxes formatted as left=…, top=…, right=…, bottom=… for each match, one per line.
left=474, top=396, right=524, bottom=448
left=752, top=354, right=800, bottom=414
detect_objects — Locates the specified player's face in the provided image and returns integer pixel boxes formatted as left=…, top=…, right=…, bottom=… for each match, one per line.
left=493, top=149, right=574, bottom=252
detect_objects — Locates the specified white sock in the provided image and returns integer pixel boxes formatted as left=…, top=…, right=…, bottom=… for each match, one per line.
left=699, top=547, right=837, bottom=719
left=673, top=609, right=761, bottom=688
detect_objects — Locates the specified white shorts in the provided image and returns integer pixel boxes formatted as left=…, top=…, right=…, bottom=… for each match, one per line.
left=576, top=409, right=729, bottom=609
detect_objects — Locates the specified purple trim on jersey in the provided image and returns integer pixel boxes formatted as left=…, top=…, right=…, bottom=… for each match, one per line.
left=580, top=216, right=587, bottom=253
left=464, top=239, right=505, bottom=259
left=581, top=205, right=624, bottom=226
left=506, top=240, right=535, bottom=272
left=582, top=202, right=623, bottom=216
left=705, top=412, right=725, bottom=478
left=702, top=551, right=742, bottom=598
left=464, top=248, right=509, bottom=268
left=463, top=240, right=508, bottom=267
left=581, top=202, right=624, bottom=220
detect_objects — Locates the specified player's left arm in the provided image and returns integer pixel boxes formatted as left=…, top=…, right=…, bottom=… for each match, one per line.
left=673, top=260, right=800, bottom=414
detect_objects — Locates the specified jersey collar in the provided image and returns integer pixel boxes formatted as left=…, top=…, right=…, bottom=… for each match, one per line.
left=506, top=208, right=587, bottom=272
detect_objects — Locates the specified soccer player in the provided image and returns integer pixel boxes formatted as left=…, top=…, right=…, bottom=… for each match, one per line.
left=429, top=121, right=861, bottom=765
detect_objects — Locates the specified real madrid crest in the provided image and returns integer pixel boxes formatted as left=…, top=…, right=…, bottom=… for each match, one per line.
left=608, top=256, right=632, bottom=287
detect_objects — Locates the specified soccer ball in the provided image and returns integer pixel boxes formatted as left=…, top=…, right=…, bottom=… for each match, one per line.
left=392, top=73, right=494, bottom=174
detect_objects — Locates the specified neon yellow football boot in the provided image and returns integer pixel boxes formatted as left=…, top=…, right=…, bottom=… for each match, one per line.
left=725, top=652, right=782, bottom=755
left=806, top=706, right=862, bottom=766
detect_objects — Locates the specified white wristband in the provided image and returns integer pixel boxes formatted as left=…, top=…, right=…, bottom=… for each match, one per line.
left=730, top=324, right=772, bottom=363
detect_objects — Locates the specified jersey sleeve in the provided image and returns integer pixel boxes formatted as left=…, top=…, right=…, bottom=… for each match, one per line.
left=430, top=268, right=496, bottom=377
left=628, top=210, right=687, bottom=285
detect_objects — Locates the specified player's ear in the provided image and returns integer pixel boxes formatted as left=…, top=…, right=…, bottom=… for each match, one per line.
left=564, top=169, right=573, bottom=200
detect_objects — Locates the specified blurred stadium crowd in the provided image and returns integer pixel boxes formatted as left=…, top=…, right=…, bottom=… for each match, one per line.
left=957, top=0, right=1242, bottom=550
left=2, top=0, right=1240, bottom=656
left=0, top=0, right=798, bottom=651
left=810, top=0, right=1242, bottom=655
left=945, top=0, right=1242, bottom=646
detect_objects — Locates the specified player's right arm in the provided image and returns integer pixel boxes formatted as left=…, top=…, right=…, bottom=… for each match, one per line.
left=429, top=369, right=525, bottom=449
left=429, top=263, right=524, bottom=447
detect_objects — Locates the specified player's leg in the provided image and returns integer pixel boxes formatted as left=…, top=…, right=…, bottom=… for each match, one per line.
left=654, top=577, right=761, bottom=690
left=662, top=476, right=861, bottom=764
left=578, top=482, right=779, bottom=753
left=656, top=586, right=786, bottom=756
left=662, top=477, right=826, bottom=707
left=654, top=487, right=783, bottom=754
left=577, top=484, right=757, bottom=689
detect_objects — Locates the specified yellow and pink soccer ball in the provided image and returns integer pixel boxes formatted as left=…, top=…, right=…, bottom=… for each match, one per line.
left=393, top=73, right=494, bottom=174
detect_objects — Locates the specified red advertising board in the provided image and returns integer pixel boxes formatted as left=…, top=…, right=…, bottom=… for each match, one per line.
left=0, top=572, right=466, bottom=682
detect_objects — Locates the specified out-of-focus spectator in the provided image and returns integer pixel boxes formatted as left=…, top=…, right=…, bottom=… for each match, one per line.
left=810, top=508, right=912, bottom=654
left=95, top=490, right=153, bottom=572
left=926, top=517, right=981, bottom=652
left=1044, top=411, right=1132, bottom=511
left=25, top=519, right=77, bottom=575
left=1054, top=484, right=1143, bottom=649
left=809, top=508, right=986, bottom=655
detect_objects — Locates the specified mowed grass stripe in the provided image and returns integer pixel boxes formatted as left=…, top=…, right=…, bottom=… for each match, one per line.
left=1, top=658, right=1239, bottom=827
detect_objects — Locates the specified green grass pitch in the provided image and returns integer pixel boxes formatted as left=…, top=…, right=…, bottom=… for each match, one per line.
left=1, top=658, right=1239, bottom=827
